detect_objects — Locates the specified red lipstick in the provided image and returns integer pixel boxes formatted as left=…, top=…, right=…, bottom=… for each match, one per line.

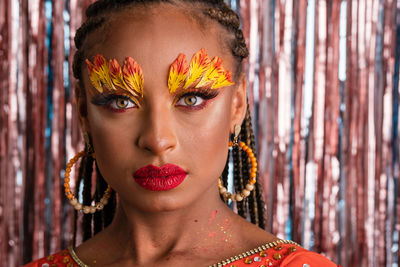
left=133, top=164, right=187, bottom=191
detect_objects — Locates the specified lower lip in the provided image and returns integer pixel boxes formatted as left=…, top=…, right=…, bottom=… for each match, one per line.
left=133, top=164, right=187, bottom=191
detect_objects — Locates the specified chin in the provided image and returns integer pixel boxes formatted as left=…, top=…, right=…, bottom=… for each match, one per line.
left=121, top=186, right=198, bottom=213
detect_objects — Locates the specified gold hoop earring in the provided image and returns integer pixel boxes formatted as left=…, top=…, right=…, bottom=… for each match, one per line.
left=218, top=125, right=258, bottom=202
left=64, top=133, right=112, bottom=213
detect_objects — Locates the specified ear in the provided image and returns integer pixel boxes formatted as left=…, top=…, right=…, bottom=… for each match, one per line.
left=230, top=73, right=247, bottom=133
left=75, top=82, right=91, bottom=133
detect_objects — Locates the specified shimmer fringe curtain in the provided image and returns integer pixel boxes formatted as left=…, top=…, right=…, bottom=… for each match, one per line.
left=0, top=0, right=399, bottom=266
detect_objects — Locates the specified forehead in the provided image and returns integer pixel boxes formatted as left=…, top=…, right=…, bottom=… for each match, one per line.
left=85, top=4, right=235, bottom=73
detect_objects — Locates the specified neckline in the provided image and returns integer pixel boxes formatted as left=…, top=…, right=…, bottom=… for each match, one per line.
left=68, top=239, right=300, bottom=267
left=208, top=239, right=300, bottom=267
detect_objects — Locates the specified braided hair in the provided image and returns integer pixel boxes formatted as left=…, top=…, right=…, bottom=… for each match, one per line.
left=72, top=0, right=265, bottom=244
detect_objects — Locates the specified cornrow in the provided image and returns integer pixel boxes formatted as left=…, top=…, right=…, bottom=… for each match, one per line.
left=72, top=0, right=249, bottom=81
left=72, top=0, right=265, bottom=241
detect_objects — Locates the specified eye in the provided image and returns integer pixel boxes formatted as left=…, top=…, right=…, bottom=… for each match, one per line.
left=176, top=95, right=204, bottom=107
left=174, top=90, right=219, bottom=110
left=110, top=97, right=137, bottom=109
left=91, top=94, right=138, bottom=112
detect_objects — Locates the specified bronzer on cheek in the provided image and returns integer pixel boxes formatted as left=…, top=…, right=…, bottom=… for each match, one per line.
left=168, top=48, right=235, bottom=94
left=86, top=54, right=144, bottom=97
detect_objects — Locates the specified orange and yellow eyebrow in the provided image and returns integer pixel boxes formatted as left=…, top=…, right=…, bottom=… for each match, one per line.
left=168, top=48, right=234, bottom=93
left=85, top=48, right=234, bottom=96
left=86, top=55, right=143, bottom=97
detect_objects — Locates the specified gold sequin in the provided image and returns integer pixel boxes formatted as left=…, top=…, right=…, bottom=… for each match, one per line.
left=67, top=264, right=74, bottom=267
left=46, top=256, right=54, bottom=261
left=274, top=245, right=282, bottom=251
left=244, top=257, right=253, bottom=264
left=63, top=256, right=70, bottom=263
left=265, top=259, right=273, bottom=266
left=60, top=251, right=68, bottom=256
left=50, top=264, right=57, bottom=267
left=286, top=246, right=297, bottom=255
left=273, top=252, right=282, bottom=260
left=259, top=251, right=267, bottom=257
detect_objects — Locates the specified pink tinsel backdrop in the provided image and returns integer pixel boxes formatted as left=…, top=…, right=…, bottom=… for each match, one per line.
left=0, top=0, right=399, bottom=266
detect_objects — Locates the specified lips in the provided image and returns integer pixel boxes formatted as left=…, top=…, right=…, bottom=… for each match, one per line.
left=133, top=164, right=187, bottom=191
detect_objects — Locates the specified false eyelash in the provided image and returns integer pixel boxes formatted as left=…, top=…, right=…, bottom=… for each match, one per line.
left=175, top=89, right=219, bottom=100
left=90, top=93, right=133, bottom=105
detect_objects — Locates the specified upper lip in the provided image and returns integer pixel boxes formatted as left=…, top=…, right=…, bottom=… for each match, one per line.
left=133, top=163, right=187, bottom=179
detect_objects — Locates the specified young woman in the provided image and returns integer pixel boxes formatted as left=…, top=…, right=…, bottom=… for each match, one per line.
left=25, top=0, right=339, bottom=266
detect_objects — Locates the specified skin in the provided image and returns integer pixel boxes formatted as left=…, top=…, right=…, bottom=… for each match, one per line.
left=75, top=3, right=278, bottom=266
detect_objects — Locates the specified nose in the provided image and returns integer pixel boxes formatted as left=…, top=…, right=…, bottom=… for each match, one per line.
left=137, top=105, right=177, bottom=155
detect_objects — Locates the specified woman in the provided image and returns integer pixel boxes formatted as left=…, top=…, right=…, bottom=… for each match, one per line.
left=25, top=0, right=339, bottom=266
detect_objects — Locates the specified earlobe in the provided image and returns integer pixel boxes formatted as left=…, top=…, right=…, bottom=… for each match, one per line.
left=230, top=73, right=247, bottom=132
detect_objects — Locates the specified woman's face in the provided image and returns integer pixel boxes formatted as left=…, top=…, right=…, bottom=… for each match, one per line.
left=77, top=4, right=247, bottom=212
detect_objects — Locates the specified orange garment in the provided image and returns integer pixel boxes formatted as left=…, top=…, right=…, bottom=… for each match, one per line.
left=24, top=241, right=340, bottom=267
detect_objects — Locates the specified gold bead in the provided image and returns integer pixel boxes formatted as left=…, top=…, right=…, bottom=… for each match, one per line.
left=259, top=251, right=267, bottom=257
left=273, top=252, right=282, bottom=260
left=246, top=183, right=255, bottom=191
left=244, top=257, right=253, bottom=264
left=241, top=189, right=251, bottom=197
left=235, top=194, right=243, bottom=201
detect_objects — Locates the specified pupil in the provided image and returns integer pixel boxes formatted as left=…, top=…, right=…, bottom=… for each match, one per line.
left=185, top=96, right=197, bottom=105
left=117, top=99, right=127, bottom=108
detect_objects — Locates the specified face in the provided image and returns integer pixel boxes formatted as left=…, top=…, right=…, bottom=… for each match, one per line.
left=77, top=4, right=247, bottom=212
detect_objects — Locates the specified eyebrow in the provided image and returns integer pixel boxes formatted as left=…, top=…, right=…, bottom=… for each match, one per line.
left=85, top=54, right=143, bottom=97
left=85, top=49, right=235, bottom=98
left=168, top=48, right=235, bottom=94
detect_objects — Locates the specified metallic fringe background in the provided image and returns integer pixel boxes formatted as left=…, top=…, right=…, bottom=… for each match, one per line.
left=0, top=0, right=399, bottom=266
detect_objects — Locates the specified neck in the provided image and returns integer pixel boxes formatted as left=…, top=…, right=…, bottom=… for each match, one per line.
left=103, top=192, right=235, bottom=265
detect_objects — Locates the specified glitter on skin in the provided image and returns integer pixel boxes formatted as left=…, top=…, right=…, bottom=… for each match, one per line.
left=208, top=209, right=218, bottom=225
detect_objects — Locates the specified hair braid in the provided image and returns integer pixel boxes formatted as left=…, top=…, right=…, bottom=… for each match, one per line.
left=72, top=152, right=87, bottom=247
left=245, top=106, right=266, bottom=229
left=93, top=165, right=105, bottom=235
left=220, top=149, right=230, bottom=203
left=82, top=155, right=94, bottom=241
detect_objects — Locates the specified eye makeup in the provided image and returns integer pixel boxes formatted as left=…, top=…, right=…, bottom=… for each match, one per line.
left=174, top=88, right=220, bottom=111
left=91, top=93, right=139, bottom=113
left=85, top=49, right=232, bottom=113
left=168, top=48, right=235, bottom=94
left=86, top=54, right=143, bottom=97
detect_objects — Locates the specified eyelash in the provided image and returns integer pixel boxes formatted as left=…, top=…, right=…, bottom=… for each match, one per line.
left=175, top=90, right=219, bottom=110
left=91, top=94, right=138, bottom=113
left=90, top=90, right=219, bottom=113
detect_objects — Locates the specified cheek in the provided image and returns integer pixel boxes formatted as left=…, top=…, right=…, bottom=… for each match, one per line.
left=176, top=94, right=233, bottom=179
left=86, top=104, right=137, bottom=182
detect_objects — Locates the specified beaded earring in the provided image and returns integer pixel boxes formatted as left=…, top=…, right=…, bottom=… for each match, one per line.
left=218, top=125, right=258, bottom=202
left=64, top=132, right=112, bottom=214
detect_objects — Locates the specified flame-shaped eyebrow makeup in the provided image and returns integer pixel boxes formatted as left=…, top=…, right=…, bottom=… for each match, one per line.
left=168, top=48, right=235, bottom=93
left=86, top=54, right=143, bottom=97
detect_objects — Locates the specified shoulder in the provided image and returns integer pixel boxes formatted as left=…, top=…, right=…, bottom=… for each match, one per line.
left=23, top=247, right=80, bottom=267
left=280, top=248, right=340, bottom=267
left=217, top=240, right=340, bottom=267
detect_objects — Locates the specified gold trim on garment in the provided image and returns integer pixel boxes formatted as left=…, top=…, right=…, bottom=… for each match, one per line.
left=208, top=239, right=301, bottom=267
left=68, top=239, right=300, bottom=267
left=68, top=246, right=89, bottom=267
